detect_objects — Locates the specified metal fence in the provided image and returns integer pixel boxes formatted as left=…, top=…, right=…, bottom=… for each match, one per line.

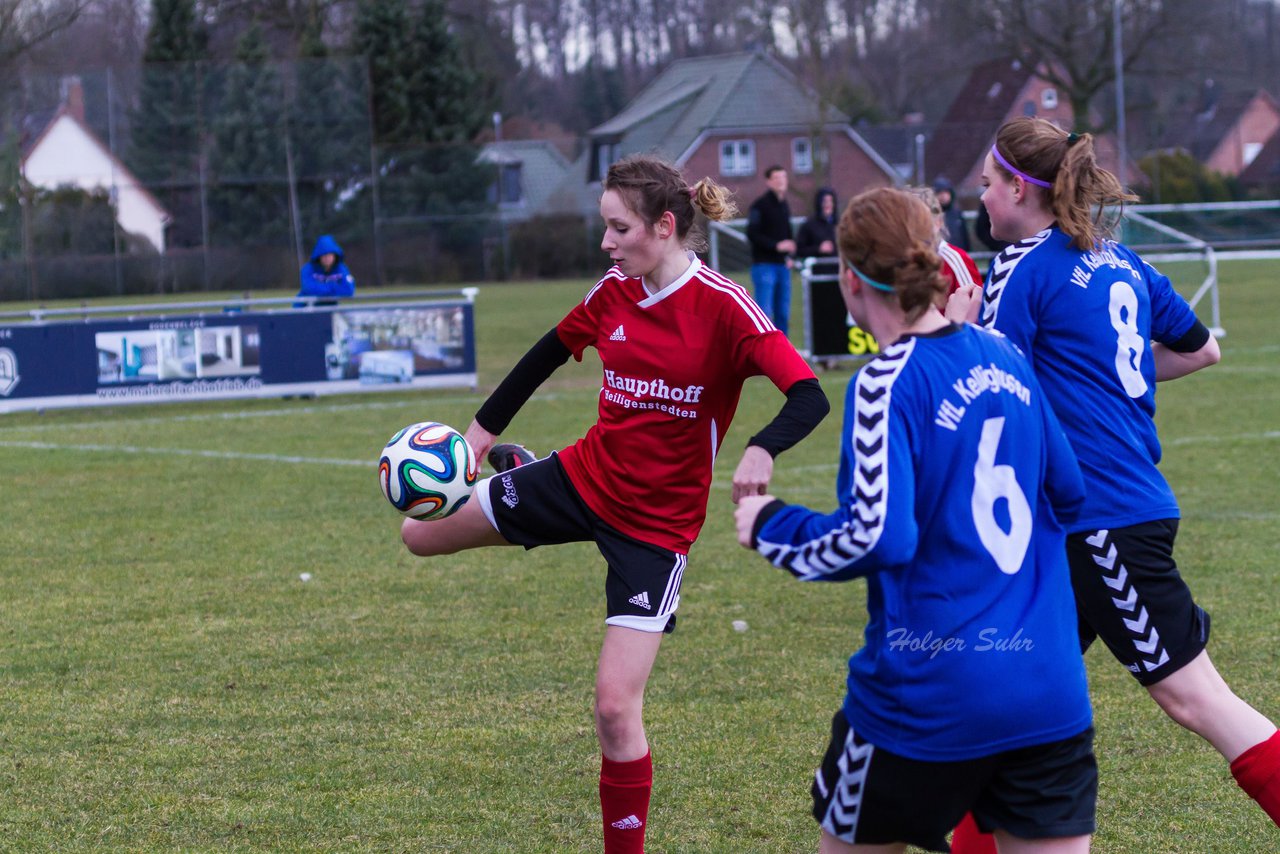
left=0, top=60, right=522, bottom=302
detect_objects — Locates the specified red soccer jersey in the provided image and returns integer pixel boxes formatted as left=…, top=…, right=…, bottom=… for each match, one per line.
left=555, top=256, right=816, bottom=553
left=939, top=240, right=982, bottom=294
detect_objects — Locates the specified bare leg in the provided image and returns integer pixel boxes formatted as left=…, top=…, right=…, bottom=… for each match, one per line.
left=817, top=830, right=904, bottom=853
left=595, top=625, right=663, bottom=760
left=401, top=489, right=510, bottom=556
left=993, top=831, right=1090, bottom=854
left=1146, top=649, right=1277, bottom=761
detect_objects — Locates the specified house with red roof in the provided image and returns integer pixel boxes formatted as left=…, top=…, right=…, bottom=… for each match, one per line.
left=21, top=77, right=171, bottom=253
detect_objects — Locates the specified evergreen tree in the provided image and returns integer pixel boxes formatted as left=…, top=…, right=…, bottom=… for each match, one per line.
left=290, top=16, right=373, bottom=244
left=130, top=0, right=206, bottom=247
left=354, top=0, right=493, bottom=210
left=207, top=24, right=289, bottom=245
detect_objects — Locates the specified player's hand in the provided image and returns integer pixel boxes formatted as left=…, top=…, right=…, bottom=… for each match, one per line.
left=945, top=282, right=983, bottom=324
left=735, top=494, right=776, bottom=548
left=731, top=445, right=774, bottom=504
left=463, top=419, right=497, bottom=469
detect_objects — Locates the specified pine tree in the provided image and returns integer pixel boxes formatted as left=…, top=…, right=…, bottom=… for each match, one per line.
left=207, top=24, right=289, bottom=245
left=130, top=0, right=206, bottom=247
left=290, top=15, right=373, bottom=243
left=355, top=0, right=493, bottom=216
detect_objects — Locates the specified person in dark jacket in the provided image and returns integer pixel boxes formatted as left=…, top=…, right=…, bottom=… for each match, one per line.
left=932, top=175, right=970, bottom=252
left=297, top=235, right=355, bottom=305
left=746, top=166, right=796, bottom=334
left=796, top=187, right=838, bottom=259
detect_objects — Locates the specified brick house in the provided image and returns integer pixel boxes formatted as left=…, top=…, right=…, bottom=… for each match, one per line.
left=1156, top=85, right=1280, bottom=177
left=923, top=57, right=1132, bottom=199
left=549, top=51, right=898, bottom=218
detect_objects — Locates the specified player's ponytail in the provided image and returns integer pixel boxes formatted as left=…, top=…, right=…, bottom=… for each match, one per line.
left=993, top=117, right=1137, bottom=251
left=837, top=187, right=948, bottom=322
left=690, top=178, right=737, bottom=224
left=604, top=155, right=737, bottom=254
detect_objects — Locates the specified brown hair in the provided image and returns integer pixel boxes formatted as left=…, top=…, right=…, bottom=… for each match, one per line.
left=837, top=187, right=948, bottom=321
left=992, top=117, right=1138, bottom=250
left=604, top=154, right=737, bottom=253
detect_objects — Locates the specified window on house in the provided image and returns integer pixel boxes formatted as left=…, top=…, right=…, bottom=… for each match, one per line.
left=1244, top=142, right=1264, bottom=166
left=1023, top=100, right=1037, bottom=117
left=1042, top=88, right=1058, bottom=109
left=791, top=138, right=813, bottom=174
left=719, top=139, right=756, bottom=177
left=591, top=141, right=619, bottom=182
left=498, top=164, right=522, bottom=205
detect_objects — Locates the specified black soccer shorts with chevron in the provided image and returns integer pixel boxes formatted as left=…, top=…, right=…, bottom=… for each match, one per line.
left=811, top=712, right=1096, bottom=850
left=1066, top=519, right=1210, bottom=686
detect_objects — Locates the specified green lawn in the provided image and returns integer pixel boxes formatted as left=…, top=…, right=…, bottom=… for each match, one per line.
left=0, top=261, right=1277, bottom=851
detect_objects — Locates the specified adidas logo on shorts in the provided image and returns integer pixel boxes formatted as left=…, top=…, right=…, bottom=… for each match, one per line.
left=609, top=324, right=626, bottom=342
left=610, top=815, right=643, bottom=830
left=627, top=591, right=651, bottom=610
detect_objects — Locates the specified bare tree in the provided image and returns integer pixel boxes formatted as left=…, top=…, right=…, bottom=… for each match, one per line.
left=0, top=0, right=94, bottom=68
left=968, top=0, right=1212, bottom=133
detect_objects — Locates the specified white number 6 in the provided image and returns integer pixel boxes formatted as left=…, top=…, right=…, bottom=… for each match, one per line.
left=972, top=417, right=1033, bottom=575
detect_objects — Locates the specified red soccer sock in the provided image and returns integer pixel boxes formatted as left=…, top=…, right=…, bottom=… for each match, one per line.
left=951, top=811, right=998, bottom=854
left=1230, top=729, right=1280, bottom=827
left=600, top=751, right=652, bottom=854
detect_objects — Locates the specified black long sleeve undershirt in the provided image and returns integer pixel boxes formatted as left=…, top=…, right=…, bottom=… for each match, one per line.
left=475, top=328, right=829, bottom=457
left=474, top=328, right=571, bottom=435
left=747, top=377, right=830, bottom=457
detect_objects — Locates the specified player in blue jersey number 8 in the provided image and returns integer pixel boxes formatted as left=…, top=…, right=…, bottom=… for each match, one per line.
left=946, top=118, right=1280, bottom=849
left=736, top=187, right=1096, bottom=853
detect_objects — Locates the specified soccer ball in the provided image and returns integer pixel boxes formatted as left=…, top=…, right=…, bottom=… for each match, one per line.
left=378, top=421, right=478, bottom=520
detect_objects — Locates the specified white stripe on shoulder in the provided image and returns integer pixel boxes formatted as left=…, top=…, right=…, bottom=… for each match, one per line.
left=938, top=242, right=973, bottom=285
left=585, top=268, right=627, bottom=305
left=980, top=228, right=1051, bottom=328
left=699, top=267, right=775, bottom=332
left=758, top=338, right=916, bottom=580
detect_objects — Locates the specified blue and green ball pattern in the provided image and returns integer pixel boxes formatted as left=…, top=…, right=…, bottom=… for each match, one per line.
left=379, top=422, right=478, bottom=520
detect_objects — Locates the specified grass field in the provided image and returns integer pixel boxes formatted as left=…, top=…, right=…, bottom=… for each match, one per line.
left=1, top=261, right=1277, bottom=852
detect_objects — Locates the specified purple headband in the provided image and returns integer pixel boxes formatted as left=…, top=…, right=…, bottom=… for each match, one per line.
left=990, top=145, right=1053, bottom=189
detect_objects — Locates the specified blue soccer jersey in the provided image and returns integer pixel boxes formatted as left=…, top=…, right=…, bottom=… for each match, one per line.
left=980, top=227, right=1200, bottom=531
left=755, top=324, right=1091, bottom=762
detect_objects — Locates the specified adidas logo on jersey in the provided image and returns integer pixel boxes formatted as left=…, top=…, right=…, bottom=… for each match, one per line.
left=610, top=815, right=643, bottom=830
left=627, top=591, right=651, bottom=611
left=609, top=324, right=626, bottom=341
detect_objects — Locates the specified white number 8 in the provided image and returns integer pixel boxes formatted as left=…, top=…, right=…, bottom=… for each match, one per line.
left=1109, top=281, right=1148, bottom=398
left=972, top=417, right=1033, bottom=575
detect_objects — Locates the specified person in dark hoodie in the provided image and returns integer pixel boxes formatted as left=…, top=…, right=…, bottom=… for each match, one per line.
left=932, top=175, right=970, bottom=252
left=796, top=187, right=838, bottom=260
left=297, top=235, right=355, bottom=305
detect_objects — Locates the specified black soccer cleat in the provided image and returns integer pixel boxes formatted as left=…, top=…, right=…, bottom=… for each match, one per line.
left=488, top=442, right=536, bottom=473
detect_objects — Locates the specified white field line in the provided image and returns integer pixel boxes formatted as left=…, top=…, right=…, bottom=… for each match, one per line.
left=1165, top=430, right=1280, bottom=447
left=0, top=395, right=481, bottom=435
left=0, top=391, right=588, bottom=436
left=0, top=439, right=371, bottom=467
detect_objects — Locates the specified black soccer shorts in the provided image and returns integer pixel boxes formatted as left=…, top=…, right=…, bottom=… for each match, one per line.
left=1066, top=520, right=1210, bottom=686
left=811, top=712, right=1097, bottom=852
left=475, top=453, right=684, bottom=633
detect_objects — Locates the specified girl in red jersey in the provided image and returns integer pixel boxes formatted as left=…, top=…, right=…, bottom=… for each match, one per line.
left=400, top=154, right=829, bottom=853
left=905, top=185, right=982, bottom=296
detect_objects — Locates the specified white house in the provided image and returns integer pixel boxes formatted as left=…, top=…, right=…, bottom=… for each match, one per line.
left=21, top=78, right=170, bottom=253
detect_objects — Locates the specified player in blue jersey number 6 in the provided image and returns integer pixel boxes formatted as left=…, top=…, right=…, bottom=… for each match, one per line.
left=735, top=187, right=1095, bottom=853
left=949, top=117, right=1280, bottom=838
left=401, top=154, right=829, bottom=853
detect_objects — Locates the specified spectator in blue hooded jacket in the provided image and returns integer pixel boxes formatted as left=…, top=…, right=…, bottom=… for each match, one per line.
left=297, top=235, right=355, bottom=305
